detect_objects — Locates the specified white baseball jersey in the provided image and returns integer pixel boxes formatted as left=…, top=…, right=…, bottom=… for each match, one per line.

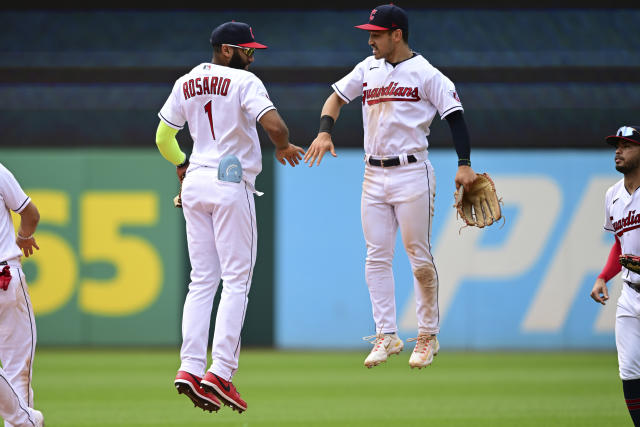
left=604, top=178, right=640, bottom=283
left=332, top=54, right=462, bottom=157
left=158, top=63, right=275, bottom=186
left=0, top=163, right=30, bottom=263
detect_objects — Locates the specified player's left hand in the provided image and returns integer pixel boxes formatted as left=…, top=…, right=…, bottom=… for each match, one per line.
left=455, top=165, right=476, bottom=192
left=16, top=235, right=39, bottom=258
left=276, top=143, right=305, bottom=167
left=176, top=161, right=189, bottom=183
left=590, top=277, right=609, bottom=305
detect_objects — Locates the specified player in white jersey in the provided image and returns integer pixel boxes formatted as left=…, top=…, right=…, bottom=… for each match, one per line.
left=305, top=4, right=477, bottom=369
left=591, top=125, right=640, bottom=426
left=156, top=21, right=304, bottom=414
left=0, top=163, right=43, bottom=427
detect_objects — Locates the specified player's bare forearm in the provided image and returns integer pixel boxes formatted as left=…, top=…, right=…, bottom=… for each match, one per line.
left=590, top=277, right=609, bottom=305
left=321, top=92, right=346, bottom=121
left=16, top=202, right=40, bottom=257
left=455, top=165, right=476, bottom=191
left=259, top=110, right=291, bottom=150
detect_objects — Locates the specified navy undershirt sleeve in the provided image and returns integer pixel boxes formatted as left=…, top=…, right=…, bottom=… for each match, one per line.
left=445, top=110, right=471, bottom=165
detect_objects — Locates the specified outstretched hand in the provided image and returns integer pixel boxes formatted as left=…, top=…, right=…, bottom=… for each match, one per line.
left=276, top=143, right=306, bottom=167
left=16, top=235, right=39, bottom=258
left=304, top=133, right=337, bottom=167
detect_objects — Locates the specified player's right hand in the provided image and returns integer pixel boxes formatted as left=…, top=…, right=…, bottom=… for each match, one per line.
left=590, top=277, right=609, bottom=305
left=304, top=133, right=337, bottom=167
left=16, top=236, right=39, bottom=258
left=276, top=143, right=305, bottom=167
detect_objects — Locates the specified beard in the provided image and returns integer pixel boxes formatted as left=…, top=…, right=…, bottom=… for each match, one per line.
left=616, top=156, right=640, bottom=174
left=228, top=50, right=249, bottom=70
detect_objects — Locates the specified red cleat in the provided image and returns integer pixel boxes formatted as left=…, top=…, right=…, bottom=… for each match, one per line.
left=174, top=370, right=221, bottom=413
left=201, top=371, right=247, bottom=413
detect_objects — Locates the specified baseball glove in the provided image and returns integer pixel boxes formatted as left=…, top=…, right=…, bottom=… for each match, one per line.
left=173, top=161, right=188, bottom=209
left=619, top=254, right=640, bottom=274
left=454, top=172, right=502, bottom=228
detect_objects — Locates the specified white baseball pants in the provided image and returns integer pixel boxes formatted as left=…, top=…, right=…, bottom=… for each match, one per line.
left=178, top=166, right=257, bottom=381
left=0, top=259, right=36, bottom=427
left=0, top=367, right=38, bottom=427
left=361, top=152, right=439, bottom=336
left=616, top=283, right=640, bottom=380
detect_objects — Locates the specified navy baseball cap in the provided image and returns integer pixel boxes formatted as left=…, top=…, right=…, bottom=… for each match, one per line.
left=355, top=4, right=408, bottom=33
left=210, top=22, right=267, bottom=49
left=606, top=125, right=640, bottom=146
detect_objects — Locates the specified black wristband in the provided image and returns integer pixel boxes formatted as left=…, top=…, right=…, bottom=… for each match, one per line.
left=177, top=157, right=189, bottom=168
left=318, top=115, right=335, bottom=134
left=458, top=158, right=471, bottom=167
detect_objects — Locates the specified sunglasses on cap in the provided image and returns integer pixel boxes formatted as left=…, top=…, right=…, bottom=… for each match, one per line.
left=224, top=44, right=255, bottom=57
left=616, top=126, right=640, bottom=138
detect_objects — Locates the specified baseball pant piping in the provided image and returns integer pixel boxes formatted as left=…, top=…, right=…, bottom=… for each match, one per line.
left=0, top=368, right=35, bottom=427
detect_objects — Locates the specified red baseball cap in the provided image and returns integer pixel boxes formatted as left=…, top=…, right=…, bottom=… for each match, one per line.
left=210, top=22, right=267, bottom=49
left=355, top=4, right=408, bottom=33
left=606, top=125, right=640, bottom=146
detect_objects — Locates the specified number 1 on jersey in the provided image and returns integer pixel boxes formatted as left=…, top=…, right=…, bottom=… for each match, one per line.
left=204, top=101, right=216, bottom=140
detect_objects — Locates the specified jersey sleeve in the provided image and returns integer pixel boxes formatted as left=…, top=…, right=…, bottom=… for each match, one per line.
left=0, top=164, right=30, bottom=214
left=240, top=75, right=276, bottom=121
left=158, top=79, right=187, bottom=130
left=332, top=59, right=367, bottom=103
left=424, top=70, right=463, bottom=119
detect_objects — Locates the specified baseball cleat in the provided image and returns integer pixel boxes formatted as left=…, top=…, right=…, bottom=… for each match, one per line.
left=407, top=334, right=439, bottom=369
left=201, top=371, right=247, bottom=413
left=174, top=370, right=221, bottom=413
left=363, top=332, right=404, bottom=368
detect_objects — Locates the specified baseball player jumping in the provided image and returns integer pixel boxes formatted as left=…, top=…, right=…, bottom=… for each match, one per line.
left=591, top=125, right=640, bottom=426
left=0, top=162, right=44, bottom=427
left=156, top=21, right=304, bottom=414
left=305, top=4, right=476, bottom=369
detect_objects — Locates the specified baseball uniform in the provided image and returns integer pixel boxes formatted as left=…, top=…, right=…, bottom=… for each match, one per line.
left=0, top=163, right=37, bottom=427
left=604, top=182, right=640, bottom=381
left=156, top=21, right=298, bottom=413
left=159, top=61, right=273, bottom=380
left=333, top=52, right=461, bottom=338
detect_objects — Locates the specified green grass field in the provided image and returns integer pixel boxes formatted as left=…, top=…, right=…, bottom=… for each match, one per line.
left=12, top=348, right=629, bottom=426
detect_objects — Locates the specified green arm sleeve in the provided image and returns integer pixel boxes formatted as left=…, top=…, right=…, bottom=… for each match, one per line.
left=155, top=121, right=187, bottom=166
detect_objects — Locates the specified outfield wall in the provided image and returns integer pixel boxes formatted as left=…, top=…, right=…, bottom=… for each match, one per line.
left=0, top=149, right=624, bottom=349
left=275, top=149, right=621, bottom=350
left=1, top=150, right=275, bottom=346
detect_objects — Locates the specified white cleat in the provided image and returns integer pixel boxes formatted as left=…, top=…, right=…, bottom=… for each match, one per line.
left=31, top=409, right=44, bottom=427
left=407, top=334, right=439, bottom=369
left=363, top=333, right=404, bottom=368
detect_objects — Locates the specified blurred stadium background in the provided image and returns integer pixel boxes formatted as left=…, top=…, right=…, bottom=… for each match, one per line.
left=1, top=3, right=639, bottom=426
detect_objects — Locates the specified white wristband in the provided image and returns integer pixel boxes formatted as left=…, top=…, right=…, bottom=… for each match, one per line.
left=16, top=233, right=33, bottom=241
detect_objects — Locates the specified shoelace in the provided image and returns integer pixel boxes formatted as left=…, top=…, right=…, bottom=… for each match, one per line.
left=406, top=335, right=433, bottom=354
left=362, top=334, right=388, bottom=350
